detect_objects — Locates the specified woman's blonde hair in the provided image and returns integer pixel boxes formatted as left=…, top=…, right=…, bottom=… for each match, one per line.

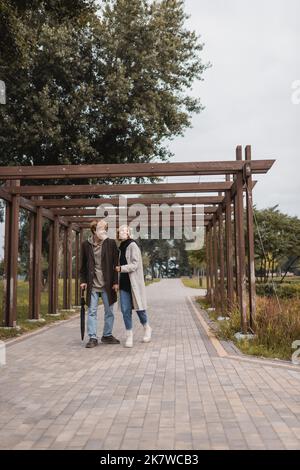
left=117, top=224, right=132, bottom=240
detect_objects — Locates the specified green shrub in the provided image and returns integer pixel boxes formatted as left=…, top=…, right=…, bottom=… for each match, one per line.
left=256, top=283, right=300, bottom=299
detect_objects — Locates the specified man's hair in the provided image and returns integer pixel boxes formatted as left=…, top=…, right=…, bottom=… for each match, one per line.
left=90, top=219, right=108, bottom=233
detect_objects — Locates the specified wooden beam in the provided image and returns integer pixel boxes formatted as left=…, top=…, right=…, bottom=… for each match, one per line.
left=0, top=160, right=275, bottom=179
left=0, top=191, right=70, bottom=227
left=63, top=214, right=212, bottom=224
left=77, top=221, right=211, bottom=228
left=52, top=206, right=217, bottom=216
left=0, top=186, right=12, bottom=202
left=10, top=182, right=233, bottom=196
left=32, top=196, right=225, bottom=208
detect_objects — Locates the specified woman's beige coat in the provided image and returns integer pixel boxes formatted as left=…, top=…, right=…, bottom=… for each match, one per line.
left=120, top=242, right=147, bottom=310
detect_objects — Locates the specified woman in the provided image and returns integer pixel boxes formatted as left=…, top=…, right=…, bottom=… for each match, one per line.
left=115, top=225, right=152, bottom=348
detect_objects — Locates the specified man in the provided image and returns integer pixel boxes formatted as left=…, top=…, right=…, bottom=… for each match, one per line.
left=80, top=219, right=120, bottom=348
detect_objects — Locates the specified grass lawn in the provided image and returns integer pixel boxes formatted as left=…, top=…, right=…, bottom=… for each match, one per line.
left=0, top=279, right=81, bottom=340
left=181, top=276, right=207, bottom=289
left=145, top=278, right=160, bottom=286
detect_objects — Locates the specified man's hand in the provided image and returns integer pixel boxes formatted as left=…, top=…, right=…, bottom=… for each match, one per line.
left=112, top=284, right=119, bottom=292
left=115, top=266, right=121, bottom=272
left=80, top=283, right=87, bottom=290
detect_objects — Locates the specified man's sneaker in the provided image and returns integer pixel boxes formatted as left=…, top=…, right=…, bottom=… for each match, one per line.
left=101, top=335, right=120, bottom=344
left=85, top=338, right=98, bottom=348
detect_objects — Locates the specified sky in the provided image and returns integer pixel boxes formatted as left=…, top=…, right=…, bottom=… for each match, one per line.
left=1, top=0, right=300, bottom=255
left=168, top=0, right=300, bottom=217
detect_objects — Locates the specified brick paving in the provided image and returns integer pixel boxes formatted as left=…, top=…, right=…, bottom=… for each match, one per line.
left=0, top=279, right=300, bottom=450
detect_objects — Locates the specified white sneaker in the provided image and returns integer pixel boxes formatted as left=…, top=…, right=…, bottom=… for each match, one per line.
left=125, top=330, right=133, bottom=348
left=143, top=324, right=152, bottom=343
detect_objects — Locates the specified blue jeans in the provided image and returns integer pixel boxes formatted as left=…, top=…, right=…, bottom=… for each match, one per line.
left=87, top=289, right=114, bottom=339
left=120, top=289, right=148, bottom=330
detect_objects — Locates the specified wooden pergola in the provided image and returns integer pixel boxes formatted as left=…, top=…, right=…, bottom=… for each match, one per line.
left=0, top=145, right=275, bottom=333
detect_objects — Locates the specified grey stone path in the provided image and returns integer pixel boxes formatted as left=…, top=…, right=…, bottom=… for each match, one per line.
left=0, top=279, right=300, bottom=450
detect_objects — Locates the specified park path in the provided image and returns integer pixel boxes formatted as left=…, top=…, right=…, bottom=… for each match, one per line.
left=0, top=279, right=300, bottom=450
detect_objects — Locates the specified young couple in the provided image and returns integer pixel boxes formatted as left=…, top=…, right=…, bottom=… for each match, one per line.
left=80, top=219, right=152, bottom=349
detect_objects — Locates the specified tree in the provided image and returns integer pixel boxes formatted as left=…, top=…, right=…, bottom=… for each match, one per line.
left=0, top=0, right=208, bottom=167
left=0, top=0, right=208, bottom=269
left=188, top=248, right=205, bottom=276
left=254, top=207, right=300, bottom=283
left=0, top=258, right=4, bottom=276
left=18, top=211, right=53, bottom=286
left=139, top=237, right=171, bottom=277
left=0, top=0, right=100, bottom=166
left=172, top=238, right=190, bottom=276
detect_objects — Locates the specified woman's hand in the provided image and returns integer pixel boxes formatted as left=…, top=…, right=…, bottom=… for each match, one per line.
left=115, top=266, right=121, bottom=272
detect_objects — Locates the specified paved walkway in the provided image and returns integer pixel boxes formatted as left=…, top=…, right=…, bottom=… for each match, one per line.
left=0, top=279, right=300, bottom=450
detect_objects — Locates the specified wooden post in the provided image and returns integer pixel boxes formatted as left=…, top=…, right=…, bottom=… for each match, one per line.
left=48, top=222, right=54, bottom=314
left=245, top=145, right=256, bottom=329
left=205, top=226, right=211, bottom=302
left=2, top=180, right=20, bottom=327
left=218, top=208, right=225, bottom=313
left=209, top=225, right=214, bottom=306
left=225, top=187, right=234, bottom=314
left=75, top=230, right=80, bottom=305
left=2, top=196, right=10, bottom=325
left=67, top=224, right=73, bottom=309
left=235, top=146, right=247, bottom=333
left=212, top=215, right=219, bottom=310
left=28, top=197, right=43, bottom=319
left=63, top=227, right=68, bottom=309
left=233, top=206, right=239, bottom=301
left=51, top=216, right=60, bottom=314
left=79, top=228, right=84, bottom=247
left=28, top=210, right=35, bottom=319
left=32, top=202, right=43, bottom=319
left=234, top=148, right=241, bottom=304
left=79, top=227, right=84, bottom=289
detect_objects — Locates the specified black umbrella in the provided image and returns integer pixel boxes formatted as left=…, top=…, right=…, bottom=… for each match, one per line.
left=80, top=287, right=86, bottom=341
